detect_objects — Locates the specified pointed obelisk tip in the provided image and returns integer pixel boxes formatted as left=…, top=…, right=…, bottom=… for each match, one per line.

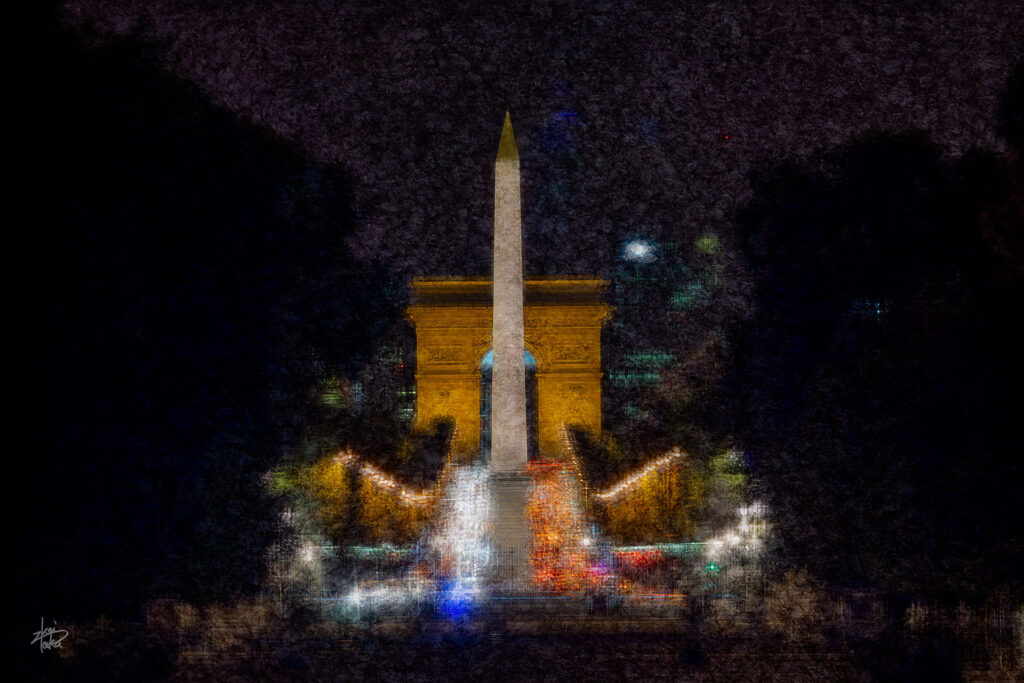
left=497, top=110, right=518, bottom=161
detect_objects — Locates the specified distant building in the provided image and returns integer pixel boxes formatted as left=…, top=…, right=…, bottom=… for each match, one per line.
left=605, top=235, right=723, bottom=422
left=406, top=277, right=610, bottom=458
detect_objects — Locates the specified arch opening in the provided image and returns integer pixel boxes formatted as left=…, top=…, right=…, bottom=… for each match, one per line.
left=479, top=349, right=539, bottom=462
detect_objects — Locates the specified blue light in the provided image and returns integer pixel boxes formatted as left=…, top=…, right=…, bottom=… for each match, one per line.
left=479, top=348, right=537, bottom=370
left=438, top=582, right=476, bottom=621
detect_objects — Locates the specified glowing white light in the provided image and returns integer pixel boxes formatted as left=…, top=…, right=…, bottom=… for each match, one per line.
left=624, top=238, right=656, bottom=263
left=704, top=500, right=770, bottom=561
left=426, top=464, right=492, bottom=599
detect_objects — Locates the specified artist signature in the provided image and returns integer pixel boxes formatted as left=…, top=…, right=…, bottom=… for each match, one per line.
left=31, top=618, right=69, bottom=653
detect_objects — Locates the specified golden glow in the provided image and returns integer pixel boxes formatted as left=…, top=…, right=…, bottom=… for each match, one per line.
left=496, top=110, right=519, bottom=161
left=406, top=277, right=611, bottom=457
left=592, top=450, right=687, bottom=504
left=335, top=450, right=435, bottom=507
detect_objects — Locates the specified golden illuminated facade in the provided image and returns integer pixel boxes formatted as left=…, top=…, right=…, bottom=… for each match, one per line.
left=406, top=277, right=611, bottom=458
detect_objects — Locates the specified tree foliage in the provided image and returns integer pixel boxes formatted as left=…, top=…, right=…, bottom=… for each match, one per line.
left=721, top=121, right=1024, bottom=600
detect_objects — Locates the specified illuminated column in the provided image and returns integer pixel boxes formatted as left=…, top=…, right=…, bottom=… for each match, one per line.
left=490, top=112, right=531, bottom=587
left=491, top=111, right=528, bottom=475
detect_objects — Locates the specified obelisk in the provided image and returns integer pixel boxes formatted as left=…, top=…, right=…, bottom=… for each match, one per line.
left=490, top=111, right=531, bottom=588
left=491, top=111, right=529, bottom=474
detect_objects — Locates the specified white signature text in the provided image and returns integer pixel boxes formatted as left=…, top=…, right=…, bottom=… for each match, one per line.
left=31, top=618, right=69, bottom=653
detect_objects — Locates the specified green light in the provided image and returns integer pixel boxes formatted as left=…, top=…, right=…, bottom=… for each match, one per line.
left=320, top=376, right=345, bottom=406
left=609, top=372, right=662, bottom=387
left=625, top=351, right=674, bottom=367
left=617, top=542, right=705, bottom=558
left=670, top=283, right=704, bottom=310
left=695, top=233, right=722, bottom=256
left=268, top=470, right=296, bottom=494
left=347, top=544, right=414, bottom=560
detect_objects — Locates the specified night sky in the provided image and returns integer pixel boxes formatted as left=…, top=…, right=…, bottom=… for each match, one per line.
left=19, top=1, right=1024, bottom=672
left=60, top=0, right=1023, bottom=277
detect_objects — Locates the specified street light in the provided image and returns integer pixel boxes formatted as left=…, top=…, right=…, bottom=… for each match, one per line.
left=622, top=237, right=657, bottom=264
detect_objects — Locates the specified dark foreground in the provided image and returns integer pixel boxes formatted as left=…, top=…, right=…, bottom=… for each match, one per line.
left=19, top=597, right=1022, bottom=681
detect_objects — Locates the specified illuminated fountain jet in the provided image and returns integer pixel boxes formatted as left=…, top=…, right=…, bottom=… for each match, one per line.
left=425, top=464, right=492, bottom=615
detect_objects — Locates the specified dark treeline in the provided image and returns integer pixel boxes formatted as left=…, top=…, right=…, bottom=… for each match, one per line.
left=20, top=10, right=396, bottom=622
left=715, top=64, right=1024, bottom=602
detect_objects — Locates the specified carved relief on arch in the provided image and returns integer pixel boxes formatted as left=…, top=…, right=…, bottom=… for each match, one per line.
left=552, top=341, right=593, bottom=363
left=560, top=383, right=591, bottom=426
left=412, top=311, right=491, bottom=329
left=524, top=333, right=547, bottom=369
left=471, top=335, right=492, bottom=365
left=435, top=384, right=455, bottom=414
left=560, top=383, right=586, bottom=400
left=426, top=344, right=467, bottom=363
left=466, top=333, right=547, bottom=370
left=525, top=309, right=609, bottom=328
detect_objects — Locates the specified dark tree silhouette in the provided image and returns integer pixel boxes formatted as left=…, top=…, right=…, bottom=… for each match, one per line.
left=720, top=116, right=1024, bottom=601
left=20, top=9, right=394, bottom=622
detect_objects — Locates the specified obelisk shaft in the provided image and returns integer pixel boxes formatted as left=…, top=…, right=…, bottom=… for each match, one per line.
left=491, top=112, right=528, bottom=474
left=489, top=112, right=531, bottom=589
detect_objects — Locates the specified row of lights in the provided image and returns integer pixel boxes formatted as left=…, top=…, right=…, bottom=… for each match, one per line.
left=334, top=426, right=686, bottom=509
left=333, top=450, right=435, bottom=507
left=559, top=425, right=688, bottom=506
left=591, top=449, right=688, bottom=504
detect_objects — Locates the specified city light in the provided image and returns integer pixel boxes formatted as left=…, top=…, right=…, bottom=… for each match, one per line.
left=426, top=464, right=493, bottom=604
left=592, top=449, right=688, bottom=504
left=296, top=434, right=757, bottom=616
left=527, top=461, right=608, bottom=592
left=622, top=238, right=657, bottom=263
left=703, top=500, right=769, bottom=561
left=333, top=449, right=435, bottom=507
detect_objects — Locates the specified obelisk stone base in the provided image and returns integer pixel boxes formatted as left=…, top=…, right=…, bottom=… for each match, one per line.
left=489, top=473, right=532, bottom=591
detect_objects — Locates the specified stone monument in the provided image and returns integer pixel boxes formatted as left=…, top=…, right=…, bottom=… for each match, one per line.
left=489, top=112, right=532, bottom=587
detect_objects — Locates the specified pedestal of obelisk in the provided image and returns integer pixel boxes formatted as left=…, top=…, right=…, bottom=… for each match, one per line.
left=490, top=112, right=531, bottom=589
